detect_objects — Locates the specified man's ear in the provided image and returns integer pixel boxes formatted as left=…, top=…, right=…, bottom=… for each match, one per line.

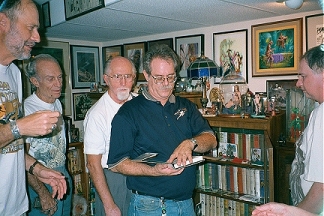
left=143, top=70, right=149, bottom=82
left=30, top=77, right=39, bottom=87
left=0, top=13, right=9, bottom=30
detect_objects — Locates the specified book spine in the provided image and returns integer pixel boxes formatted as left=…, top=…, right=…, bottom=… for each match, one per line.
left=200, top=193, right=206, bottom=216
left=237, top=167, right=243, bottom=194
left=250, top=169, right=255, bottom=196
left=221, top=165, right=227, bottom=191
left=260, top=169, right=265, bottom=198
left=255, top=169, right=261, bottom=198
left=246, top=168, right=251, bottom=195
left=233, top=166, right=238, bottom=194
left=218, top=164, right=222, bottom=190
left=226, top=165, right=231, bottom=191
left=242, top=133, right=247, bottom=160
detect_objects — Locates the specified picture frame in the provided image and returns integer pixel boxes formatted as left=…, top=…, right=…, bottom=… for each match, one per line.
left=213, top=29, right=248, bottom=83
left=101, top=45, right=123, bottom=85
left=72, top=93, right=97, bottom=121
left=305, top=13, right=324, bottom=50
left=266, top=79, right=297, bottom=110
left=175, top=34, right=204, bottom=77
left=64, top=0, right=104, bottom=20
left=71, top=45, right=100, bottom=89
left=21, top=41, right=72, bottom=116
left=252, top=18, right=302, bottom=77
left=42, top=1, right=51, bottom=28
left=123, top=42, right=146, bottom=81
left=147, top=38, right=173, bottom=51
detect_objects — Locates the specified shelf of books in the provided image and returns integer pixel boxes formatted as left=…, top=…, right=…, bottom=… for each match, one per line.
left=195, top=115, right=282, bottom=216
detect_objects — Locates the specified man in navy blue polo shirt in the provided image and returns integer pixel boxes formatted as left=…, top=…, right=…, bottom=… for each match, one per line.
left=108, top=44, right=217, bottom=216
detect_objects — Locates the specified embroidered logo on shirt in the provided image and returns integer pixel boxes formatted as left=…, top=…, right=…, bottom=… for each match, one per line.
left=174, top=108, right=187, bottom=120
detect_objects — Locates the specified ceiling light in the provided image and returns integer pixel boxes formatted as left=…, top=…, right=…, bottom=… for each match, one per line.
left=285, top=0, right=304, bottom=9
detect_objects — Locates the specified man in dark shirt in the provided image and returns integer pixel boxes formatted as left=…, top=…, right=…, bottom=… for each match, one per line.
left=108, top=44, right=217, bottom=216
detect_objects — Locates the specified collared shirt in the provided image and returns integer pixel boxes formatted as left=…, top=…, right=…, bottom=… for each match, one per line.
left=108, top=87, right=214, bottom=200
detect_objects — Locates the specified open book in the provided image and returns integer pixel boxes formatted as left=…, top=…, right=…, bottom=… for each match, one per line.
left=133, top=153, right=205, bottom=169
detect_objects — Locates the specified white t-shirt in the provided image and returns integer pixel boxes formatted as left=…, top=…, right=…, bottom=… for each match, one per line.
left=290, top=102, right=324, bottom=205
left=83, top=92, right=135, bottom=168
left=24, top=92, right=67, bottom=168
left=0, top=63, right=28, bottom=215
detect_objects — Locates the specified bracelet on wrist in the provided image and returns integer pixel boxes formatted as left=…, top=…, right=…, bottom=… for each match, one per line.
left=9, top=119, right=21, bottom=140
left=29, top=160, right=40, bottom=175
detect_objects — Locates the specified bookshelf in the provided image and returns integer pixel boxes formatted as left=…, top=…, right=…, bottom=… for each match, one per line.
left=195, top=113, right=285, bottom=215
left=67, top=142, right=89, bottom=206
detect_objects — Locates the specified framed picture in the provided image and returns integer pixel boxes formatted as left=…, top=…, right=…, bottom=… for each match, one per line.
left=306, top=13, right=324, bottom=50
left=71, top=45, right=100, bottom=89
left=266, top=79, right=297, bottom=110
left=252, top=18, right=302, bottom=77
left=101, top=45, right=123, bottom=85
left=147, top=38, right=173, bottom=51
left=213, top=29, right=248, bottom=83
left=175, top=34, right=204, bottom=77
left=20, top=41, right=72, bottom=116
left=42, top=2, right=50, bottom=28
left=73, top=93, right=97, bottom=121
left=123, top=42, right=146, bottom=81
left=64, top=0, right=104, bottom=20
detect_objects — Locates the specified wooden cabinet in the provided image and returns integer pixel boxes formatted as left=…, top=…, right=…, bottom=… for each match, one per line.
left=194, top=113, right=285, bottom=214
left=175, top=91, right=203, bottom=108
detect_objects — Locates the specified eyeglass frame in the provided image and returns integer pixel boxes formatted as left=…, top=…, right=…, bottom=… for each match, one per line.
left=106, top=74, right=135, bottom=82
left=150, top=74, right=177, bottom=84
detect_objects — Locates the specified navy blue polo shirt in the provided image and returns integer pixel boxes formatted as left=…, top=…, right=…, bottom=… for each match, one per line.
left=107, top=92, right=213, bottom=200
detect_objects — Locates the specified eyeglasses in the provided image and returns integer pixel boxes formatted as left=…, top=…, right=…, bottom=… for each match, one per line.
left=107, top=74, right=135, bottom=82
left=151, top=74, right=177, bottom=84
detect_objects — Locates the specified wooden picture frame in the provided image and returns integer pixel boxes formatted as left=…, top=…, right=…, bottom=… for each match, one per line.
left=123, top=42, right=146, bottom=81
left=21, top=41, right=72, bottom=116
left=147, top=38, right=173, bottom=51
left=64, top=0, right=104, bottom=20
left=72, top=93, right=97, bottom=121
left=213, top=29, right=248, bottom=83
left=306, top=13, right=324, bottom=50
left=71, top=45, right=100, bottom=89
left=252, top=18, right=302, bottom=77
left=175, top=34, right=204, bottom=77
left=42, top=1, right=51, bottom=28
left=101, top=45, right=123, bottom=85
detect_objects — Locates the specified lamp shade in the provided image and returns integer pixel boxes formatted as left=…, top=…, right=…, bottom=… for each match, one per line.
left=187, top=55, right=220, bottom=79
left=285, top=0, right=303, bottom=9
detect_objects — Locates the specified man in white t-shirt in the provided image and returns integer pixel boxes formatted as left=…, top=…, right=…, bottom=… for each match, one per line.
left=84, top=56, right=137, bottom=216
left=0, top=0, right=67, bottom=215
left=24, top=54, right=72, bottom=215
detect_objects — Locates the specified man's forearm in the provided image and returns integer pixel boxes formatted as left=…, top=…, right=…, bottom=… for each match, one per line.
left=297, top=182, right=324, bottom=214
left=27, top=172, right=50, bottom=196
left=0, top=124, right=15, bottom=148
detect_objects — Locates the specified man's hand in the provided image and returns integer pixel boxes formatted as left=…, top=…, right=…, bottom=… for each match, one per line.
left=39, top=192, right=57, bottom=216
left=104, top=203, right=121, bottom=216
left=18, top=110, right=60, bottom=137
left=34, top=166, right=67, bottom=200
left=153, top=163, right=184, bottom=176
left=167, top=139, right=193, bottom=167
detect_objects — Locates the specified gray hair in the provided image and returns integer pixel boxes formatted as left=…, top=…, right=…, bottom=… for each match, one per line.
left=0, top=0, right=23, bottom=21
left=143, top=44, right=180, bottom=75
left=25, top=54, right=60, bottom=90
left=104, top=56, right=136, bottom=76
left=301, top=45, right=324, bottom=74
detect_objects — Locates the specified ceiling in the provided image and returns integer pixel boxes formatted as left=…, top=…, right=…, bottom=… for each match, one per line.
left=35, top=0, right=322, bottom=42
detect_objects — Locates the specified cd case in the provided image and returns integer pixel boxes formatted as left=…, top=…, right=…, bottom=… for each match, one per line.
left=133, top=153, right=205, bottom=169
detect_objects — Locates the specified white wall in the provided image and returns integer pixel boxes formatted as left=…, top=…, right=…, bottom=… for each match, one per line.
left=47, top=9, right=322, bottom=132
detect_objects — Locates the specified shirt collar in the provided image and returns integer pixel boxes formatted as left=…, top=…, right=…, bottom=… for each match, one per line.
left=142, top=85, right=176, bottom=104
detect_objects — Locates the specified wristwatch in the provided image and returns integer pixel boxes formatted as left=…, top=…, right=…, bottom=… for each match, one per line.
left=191, top=138, right=198, bottom=151
left=9, top=119, right=21, bottom=140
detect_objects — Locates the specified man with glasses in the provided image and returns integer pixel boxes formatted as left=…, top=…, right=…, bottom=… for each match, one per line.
left=84, top=56, right=137, bottom=216
left=108, top=44, right=217, bottom=216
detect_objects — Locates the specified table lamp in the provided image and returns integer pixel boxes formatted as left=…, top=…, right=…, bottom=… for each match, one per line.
left=187, top=55, right=220, bottom=109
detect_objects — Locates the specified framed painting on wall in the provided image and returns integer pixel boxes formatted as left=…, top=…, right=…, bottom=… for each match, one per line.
left=213, top=29, right=248, bottom=83
left=147, top=38, right=173, bottom=51
left=71, top=45, right=100, bottom=89
left=101, top=45, right=123, bottom=85
left=64, top=0, right=104, bottom=20
left=252, top=18, right=302, bottom=77
left=72, top=93, right=98, bottom=121
left=175, top=34, right=204, bottom=77
left=123, top=42, right=146, bottom=81
left=21, top=40, right=72, bottom=116
left=306, top=13, right=324, bottom=50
